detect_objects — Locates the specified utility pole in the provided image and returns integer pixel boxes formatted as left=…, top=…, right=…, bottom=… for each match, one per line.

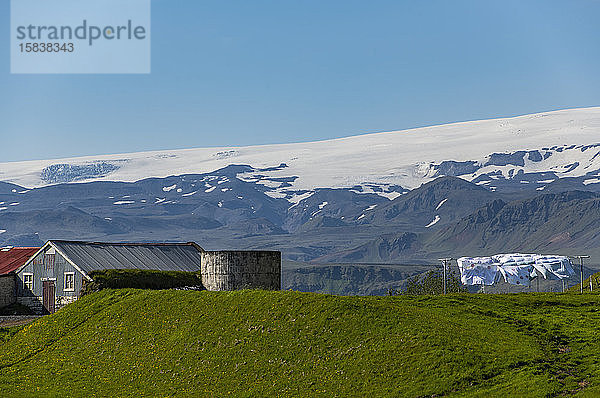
left=572, top=255, right=590, bottom=294
left=438, top=258, right=453, bottom=295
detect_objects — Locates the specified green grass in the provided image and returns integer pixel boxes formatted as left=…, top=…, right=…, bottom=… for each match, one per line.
left=1, top=290, right=600, bottom=397
left=569, top=272, right=600, bottom=294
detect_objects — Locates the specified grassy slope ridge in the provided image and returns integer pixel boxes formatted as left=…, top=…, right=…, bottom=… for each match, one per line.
left=569, top=272, right=600, bottom=293
left=0, top=291, right=600, bottom=397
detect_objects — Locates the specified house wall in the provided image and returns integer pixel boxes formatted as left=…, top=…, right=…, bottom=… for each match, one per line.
left=16, top=247, right=84, bottom=314
left=0, top=275, right=16, bottom=308
left=201, top=251, right=281, bottom=291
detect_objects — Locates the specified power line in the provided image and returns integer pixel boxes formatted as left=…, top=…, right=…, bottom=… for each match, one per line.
left=438, top=258, right=453, bottom=295
left=571, top=255, right=590, bottom=294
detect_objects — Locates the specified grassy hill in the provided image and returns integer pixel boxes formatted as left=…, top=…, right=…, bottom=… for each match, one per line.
left=568, top=271, right=600, bottom=293
left=1, top=290, right=600, bottom=396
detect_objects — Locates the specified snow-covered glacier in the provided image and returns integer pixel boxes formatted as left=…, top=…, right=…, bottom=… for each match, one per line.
left=2, top=107, right=600, bottom=199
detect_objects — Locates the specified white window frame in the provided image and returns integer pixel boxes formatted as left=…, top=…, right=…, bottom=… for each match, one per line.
left=23, top=273, right=33, bottom=291
left=64, top=272, right=75, bottom=292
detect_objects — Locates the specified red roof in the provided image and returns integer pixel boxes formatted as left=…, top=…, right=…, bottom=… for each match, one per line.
left=0, top=247, right=39, bottom=275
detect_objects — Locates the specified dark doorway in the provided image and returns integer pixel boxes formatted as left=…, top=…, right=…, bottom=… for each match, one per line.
left=42, top=280, right=56, bottom=314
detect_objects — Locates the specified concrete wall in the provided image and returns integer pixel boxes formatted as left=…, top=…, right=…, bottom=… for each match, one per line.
left=201, top=251, right=281, bottom=291
left=0, top=275, right=16, bottom=309
left=16, top=296, right=43, bottom=314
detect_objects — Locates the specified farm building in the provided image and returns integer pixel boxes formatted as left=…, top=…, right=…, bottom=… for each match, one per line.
left=0, top=247, right=40, bottom=308
left=10, top=240, right=281, bottom=314
left=14, top=240, right=205, bottom=314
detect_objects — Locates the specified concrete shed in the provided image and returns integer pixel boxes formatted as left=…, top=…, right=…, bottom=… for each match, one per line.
left=201, top=251, right=281, bottom=291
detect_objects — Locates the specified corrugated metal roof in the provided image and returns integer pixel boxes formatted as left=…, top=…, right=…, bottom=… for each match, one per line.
left=0, top=247, right=40, bottom=275
left=50, top=241, right=203, bottom=274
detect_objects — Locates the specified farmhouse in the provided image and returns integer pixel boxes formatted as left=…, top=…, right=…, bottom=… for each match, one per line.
left=14, top=240, right=205, bottom=314
left=9, top=240, right=281, bottom=314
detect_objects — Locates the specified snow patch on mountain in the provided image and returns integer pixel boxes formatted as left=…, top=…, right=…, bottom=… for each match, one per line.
left=435, top=198, right=448, bottom=210
left=426, top=216, right=441, bottom=228
left=289, top=192, right=314, bottom=208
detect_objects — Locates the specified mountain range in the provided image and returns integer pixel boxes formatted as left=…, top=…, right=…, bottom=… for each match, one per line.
left=2, top=107, right=600, bottom=293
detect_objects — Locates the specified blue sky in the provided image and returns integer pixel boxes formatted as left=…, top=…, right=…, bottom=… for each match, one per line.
left=1, top=0, right=600, bottom=162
